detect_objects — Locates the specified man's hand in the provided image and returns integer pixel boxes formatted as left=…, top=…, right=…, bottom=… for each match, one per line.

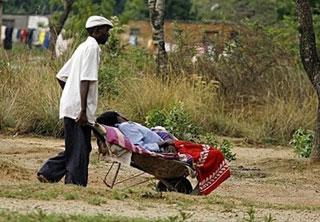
left=76, top=110, right=88, bottom=126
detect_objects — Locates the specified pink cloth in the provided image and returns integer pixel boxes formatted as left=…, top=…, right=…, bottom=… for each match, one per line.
left=102, top=125, right=178, bottom=159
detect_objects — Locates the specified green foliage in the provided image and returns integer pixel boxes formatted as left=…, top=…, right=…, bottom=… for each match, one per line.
left=289, top=128, right=313, bottom=158
left=264, top=214, right=276, bottom=222
left=244, top=207, right=256, bottom=222
left=191, top=0, right=278, bottom=24
left=242, top=207, right=276, bottom=222
left=164, top=103, right=200, bottom=140
left=106, top=16, right=125, bottom=56
left=64, top=192, right=79, bottom=200
left=120, top=0, right=194, bottom=22
left=166, top=210, right=194, bottom=222
left=120, top=0, right=149, bottom=23
left=64, top=0, right=115, bottom=37
left=3, top=0, right=51, bottom=14
left=219, top=139, right=237, bottom=161
left=145, top=103, right=201, bottom=141
left=145, top=110, right=167, bottom=128
left=112, top=190, right=129, bottom=200
left=165, top=0, right=194, bottom=20
left=0, top=210, right=159, bottom=222
left=87, top=196, right=106, bottom=206
left=99, top=47, right=152, bottom=97
left=197, top=134, right=236, bottom=162
left=197, top=133, right=219, bottom=146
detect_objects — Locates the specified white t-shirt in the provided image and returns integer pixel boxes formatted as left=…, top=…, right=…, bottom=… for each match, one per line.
left=56, top=36, right=101, bottom=123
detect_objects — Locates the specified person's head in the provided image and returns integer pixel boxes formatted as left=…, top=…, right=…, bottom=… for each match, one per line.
left=85, top=16, right=113, bottom=45
left=96, top=111, right=128, bottom=127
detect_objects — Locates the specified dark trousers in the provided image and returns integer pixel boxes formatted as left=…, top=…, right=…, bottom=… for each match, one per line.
left=38, top=117, right=92, bottom=186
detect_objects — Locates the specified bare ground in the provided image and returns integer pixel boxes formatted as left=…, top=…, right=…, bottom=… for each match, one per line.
left=0, top=135, right=320, bottom=221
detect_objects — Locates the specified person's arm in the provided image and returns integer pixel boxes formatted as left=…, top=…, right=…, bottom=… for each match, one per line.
left=56, top=78, right=66, bottom=90
left=158, top=139, right=174, bottom=147
left=56, top=58, right=72, bottom=89
left=75, top=80, right=90, bottom=126
left=76, top=45, right=99, bottom=126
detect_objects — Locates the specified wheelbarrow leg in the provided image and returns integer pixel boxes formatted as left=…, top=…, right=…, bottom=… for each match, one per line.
left=103, top=162, right=121, bottom=189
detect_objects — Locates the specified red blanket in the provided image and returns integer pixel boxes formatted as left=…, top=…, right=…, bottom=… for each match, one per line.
left=174, top=141, right=231, bottom=195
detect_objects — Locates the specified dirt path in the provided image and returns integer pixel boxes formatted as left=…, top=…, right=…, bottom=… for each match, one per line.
left=0, top=135, right=320, bottom=221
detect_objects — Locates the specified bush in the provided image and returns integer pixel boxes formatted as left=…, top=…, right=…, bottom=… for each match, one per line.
left=99, top=47, right=152, bottom=97
left=289, top=128, right=313, bottom=158
left=164, top=103, right=201, bottom=140
left=145, top=109, right=167, bottom=128
left=197, top=133, right=236, bottom=162
left=219, top=139, right=237, bottom=161
left=145, top=103, right=201, bottom=141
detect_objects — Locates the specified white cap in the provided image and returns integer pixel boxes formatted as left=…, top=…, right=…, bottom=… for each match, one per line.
left=85, top=16, right=113, bottom=29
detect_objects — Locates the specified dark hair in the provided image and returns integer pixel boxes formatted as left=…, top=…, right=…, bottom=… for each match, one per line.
left=96, top=111, right=120, bottom=126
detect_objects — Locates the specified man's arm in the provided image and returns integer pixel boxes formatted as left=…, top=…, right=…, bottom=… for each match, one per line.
left=76, top=80, right=90, bottom=126
left=56, top=78, right=66, bottom=90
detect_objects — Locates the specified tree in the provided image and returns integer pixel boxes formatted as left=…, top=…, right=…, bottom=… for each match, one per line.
left=164, top=0, right=193, bottom=20
left=114, top=0, right=126, bottom=15
left=121, top=0, right=149, bottom=23
left=49, top=0, right=115, bottom=57
left=296, top=0, right=320, bottom=161
left=3, top=0, right=51, bottom=14
left=148, top=0, right=168, bottom=75
left=121, top=0, right=193, bottom=22
left=66, top=0, right=115, bottom=34
left=49, top=0, right=74, bottom=57
left=0, top=0, right=3, bottom=46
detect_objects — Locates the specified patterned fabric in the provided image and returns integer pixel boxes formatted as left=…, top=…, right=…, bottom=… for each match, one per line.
left=98, top=124, right=230, bottom=195
left=102, top=125, right=178, bottom=159
left=173, top=141, right=231, bottom=195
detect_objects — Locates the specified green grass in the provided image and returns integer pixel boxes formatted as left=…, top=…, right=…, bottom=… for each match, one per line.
left=0, top=180, right=319, bottom=213
left=0, top=210, right=169, bottom=222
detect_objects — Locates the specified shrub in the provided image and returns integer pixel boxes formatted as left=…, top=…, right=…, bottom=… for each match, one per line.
left=289, top=128, right=313, bottom=158
left=145, top=109, right=167, bottom=128
left=99, top=47, right=152, bottom=97
left=197, top=133, right=236, bottom=162
left=164, top=103, right=201, bottom=140
left=145, top=103, right=201, bottom=141
left=219, top=139, right=237, bottom=161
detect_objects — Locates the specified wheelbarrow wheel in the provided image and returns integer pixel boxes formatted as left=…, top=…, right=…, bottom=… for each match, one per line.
left=174, top=177, right=192, bottom=194
left=156, top=181, right=168, bottom=192
left=157, top=178, right=192, bottom=194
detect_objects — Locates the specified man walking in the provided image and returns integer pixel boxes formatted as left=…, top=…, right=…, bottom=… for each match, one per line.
left=37, top=16, right=113, bottom=186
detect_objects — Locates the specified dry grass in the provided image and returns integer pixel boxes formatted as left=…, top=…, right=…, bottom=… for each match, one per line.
left=0, top=29, right=317, bottom=144
left=0, top=48, right=62, bottom=136
left=106, top=73, right=220, bottom=126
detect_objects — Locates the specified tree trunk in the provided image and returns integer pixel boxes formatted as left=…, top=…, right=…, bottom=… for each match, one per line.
left=49, top=0, right=74, bottom=58
left=148, top=0, right=168, bottom=76
left=0, top=0, right=3, bottom=46
left=312, top=99, right=320, bottom=160
left=296, top=0, right=320, bottom=161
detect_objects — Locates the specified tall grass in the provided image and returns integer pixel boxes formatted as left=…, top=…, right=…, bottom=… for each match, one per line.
left=105, top=73, right=219, bottom=125
left=0, top=23, right=316, bottom=144
left=0, top=47, right=62, bottom=136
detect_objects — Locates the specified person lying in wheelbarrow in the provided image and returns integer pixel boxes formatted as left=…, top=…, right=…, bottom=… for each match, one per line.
left=96, top=111, right=174, bottom=152
left=96, top=111, right=231, bottom=195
